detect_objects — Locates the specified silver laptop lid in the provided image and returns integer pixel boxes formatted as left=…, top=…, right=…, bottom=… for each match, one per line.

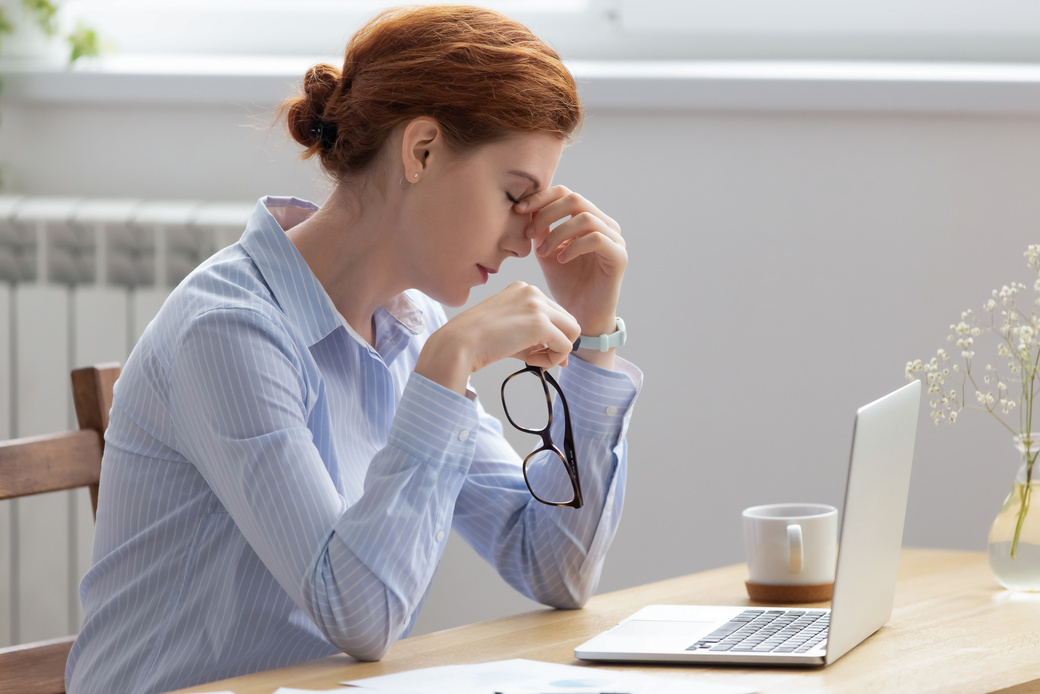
left=825, top=379, right=920, bottom=664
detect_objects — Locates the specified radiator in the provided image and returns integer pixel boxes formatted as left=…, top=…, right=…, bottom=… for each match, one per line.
left=0, top=195, right=254, bottom=647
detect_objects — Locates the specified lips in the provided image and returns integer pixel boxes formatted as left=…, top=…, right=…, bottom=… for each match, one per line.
left=477, top=264, right=498, bottom=283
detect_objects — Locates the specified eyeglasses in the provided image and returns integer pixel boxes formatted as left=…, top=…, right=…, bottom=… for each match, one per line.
left=500, top=363, right=583, bottom=509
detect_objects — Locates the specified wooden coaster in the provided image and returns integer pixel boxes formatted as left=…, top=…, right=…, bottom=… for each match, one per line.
left=745, top=580, right=834, bottom=604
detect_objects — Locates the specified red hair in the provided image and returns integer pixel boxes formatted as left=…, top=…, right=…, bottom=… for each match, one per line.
left=282, top=5, right=582, bottom=179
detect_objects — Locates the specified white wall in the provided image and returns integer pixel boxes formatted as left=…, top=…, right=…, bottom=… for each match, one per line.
left=2, top=85, right=1038, bottom=637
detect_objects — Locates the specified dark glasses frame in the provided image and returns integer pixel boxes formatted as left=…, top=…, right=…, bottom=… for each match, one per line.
left=500, top=363, right=583, bottom=509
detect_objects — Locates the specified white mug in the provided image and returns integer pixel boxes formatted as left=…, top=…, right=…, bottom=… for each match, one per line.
left=742, top=503, right=838, bottom=600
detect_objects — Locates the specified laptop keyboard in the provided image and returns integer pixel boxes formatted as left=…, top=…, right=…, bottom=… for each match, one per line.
left=687, top=609, right=829, bottom=654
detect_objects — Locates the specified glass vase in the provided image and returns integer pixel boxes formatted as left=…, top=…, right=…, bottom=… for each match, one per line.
left=988, top=435, right=1040, bottom=591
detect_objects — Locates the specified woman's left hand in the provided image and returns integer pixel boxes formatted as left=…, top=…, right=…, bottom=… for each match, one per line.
left=515, top=186, right=627, bottom=338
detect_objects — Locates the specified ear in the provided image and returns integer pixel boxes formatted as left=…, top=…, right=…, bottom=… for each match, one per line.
left=400, top=117, right=440, bottom=182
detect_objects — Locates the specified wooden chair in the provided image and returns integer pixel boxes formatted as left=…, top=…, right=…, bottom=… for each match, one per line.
left=0, top=364, right=120, bottom=694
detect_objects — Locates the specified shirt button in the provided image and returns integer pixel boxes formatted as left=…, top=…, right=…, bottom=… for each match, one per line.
left=436, top=530, right=446, bottom=542
left=458, top=429, right=470, bottom=442
left=605, top=405, right=619, bottom=416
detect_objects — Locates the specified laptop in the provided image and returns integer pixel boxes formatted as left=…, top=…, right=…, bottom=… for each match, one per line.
left=575, top=379, right=921, bottom=667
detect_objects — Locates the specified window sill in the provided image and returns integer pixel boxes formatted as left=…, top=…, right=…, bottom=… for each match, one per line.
left=3, top=55, right=1040, bottom=114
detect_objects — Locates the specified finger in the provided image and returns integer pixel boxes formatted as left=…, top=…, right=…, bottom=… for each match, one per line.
left=519, top=188, right=576, bottom=241
left=524, top=189, right=620, bottom=240
left=504, top=281, right=577, bottom=328
left=554, top=230, right=630, bottom=267
left=522, top=350, right=567, bottom=370
left=536, top=211, right=625, bottom=259
left=522, top=345, right=568, bottom=366
left=527, top=335, right=584, bottom=357
left=503, top=284, right=581, bottom=349
left=514, top=185, right=570, bottom=217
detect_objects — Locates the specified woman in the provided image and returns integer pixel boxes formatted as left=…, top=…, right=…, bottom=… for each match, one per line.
left=66, top=5, right=641, bottom=693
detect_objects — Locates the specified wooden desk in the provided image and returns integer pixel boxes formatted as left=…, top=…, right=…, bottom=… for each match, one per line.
left=168, top=549, right=1040, bottom=694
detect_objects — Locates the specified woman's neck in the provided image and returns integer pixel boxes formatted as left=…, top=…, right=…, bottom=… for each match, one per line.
left=285, top=184, right=407, bottom=345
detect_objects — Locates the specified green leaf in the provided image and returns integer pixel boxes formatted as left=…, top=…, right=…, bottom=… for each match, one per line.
left=67, top=22, right=102, bottom=63
left=21, top=0, right=59, bottom=36
left=0, top=7, right=16, bottom=36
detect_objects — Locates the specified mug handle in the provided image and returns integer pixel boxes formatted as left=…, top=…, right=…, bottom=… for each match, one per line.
left=787, top=523, right=803, bottom=573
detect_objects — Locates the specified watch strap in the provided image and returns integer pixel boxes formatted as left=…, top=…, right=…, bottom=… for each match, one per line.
left=576, top=317, right=626, bottom=352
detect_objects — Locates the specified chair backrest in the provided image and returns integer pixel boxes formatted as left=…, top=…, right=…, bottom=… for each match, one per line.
left=0, top=363, right=120, bottom=694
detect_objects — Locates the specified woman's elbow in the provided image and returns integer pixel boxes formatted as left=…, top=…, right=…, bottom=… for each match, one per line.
left=336, top=633, right=393, bottom=662
left=540, top=570, right=599, bottom=610
left=311, top=591, right=403, bottom=662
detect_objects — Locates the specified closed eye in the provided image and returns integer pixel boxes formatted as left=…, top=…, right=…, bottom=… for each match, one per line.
left=506, top=193, right=520, bottom=205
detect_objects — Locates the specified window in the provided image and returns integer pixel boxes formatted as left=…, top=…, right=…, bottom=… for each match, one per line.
left=64, top=0, right=1040, bottom=62
left=63, top=0, right=614, bottom=58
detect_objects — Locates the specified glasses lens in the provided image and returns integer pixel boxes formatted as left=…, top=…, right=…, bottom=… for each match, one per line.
left=524, top=448, right=576, bottom=506
left=502, top=370, right=551, bottom=433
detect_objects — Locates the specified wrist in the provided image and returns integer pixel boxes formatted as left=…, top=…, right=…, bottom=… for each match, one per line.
left=575, top=317, right=626, bottom=353
left=415, top=329, right=474, bottom=396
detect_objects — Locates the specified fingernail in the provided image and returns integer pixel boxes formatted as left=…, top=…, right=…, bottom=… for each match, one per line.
left=537, top=241, right=548, bottom=254
left=516, top=200, right=528, bottom=212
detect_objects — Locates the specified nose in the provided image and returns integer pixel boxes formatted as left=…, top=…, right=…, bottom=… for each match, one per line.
left=502, top=215, right=533, bottom=258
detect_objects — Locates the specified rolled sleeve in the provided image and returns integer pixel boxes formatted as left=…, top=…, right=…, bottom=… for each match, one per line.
left=452, top=355, right=642, bottom=610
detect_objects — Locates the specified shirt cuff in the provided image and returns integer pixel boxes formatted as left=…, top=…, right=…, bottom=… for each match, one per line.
left=558, top=356, right=642, bottom=436
left=386, top=372, right=481, bottom=471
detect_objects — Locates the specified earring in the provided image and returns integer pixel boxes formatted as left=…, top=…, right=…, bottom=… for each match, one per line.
left=399, top=172, right=420, bottom=190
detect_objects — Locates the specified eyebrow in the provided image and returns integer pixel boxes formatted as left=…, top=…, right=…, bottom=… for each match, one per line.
left=507, top=170, right=542, bottom=190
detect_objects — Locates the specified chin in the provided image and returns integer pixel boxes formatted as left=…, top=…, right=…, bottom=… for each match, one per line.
left=425, top=285, right=471, bottom=308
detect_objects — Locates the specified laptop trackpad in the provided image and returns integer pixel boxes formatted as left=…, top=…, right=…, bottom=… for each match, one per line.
left=604, top=619, right=716, bottom=652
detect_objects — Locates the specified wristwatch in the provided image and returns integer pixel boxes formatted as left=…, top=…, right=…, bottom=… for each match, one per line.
left=576, top=317, right=627, bottom=352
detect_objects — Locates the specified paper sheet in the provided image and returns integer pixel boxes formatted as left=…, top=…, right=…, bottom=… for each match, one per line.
left=341, top=658, right=754, bottom=694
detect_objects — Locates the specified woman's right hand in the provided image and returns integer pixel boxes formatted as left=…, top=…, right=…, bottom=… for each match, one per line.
left=414, top=281, right=581, bottom=395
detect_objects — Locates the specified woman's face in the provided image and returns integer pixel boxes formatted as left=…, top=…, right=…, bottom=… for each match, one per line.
left=403, top=131, right=564, bottom=306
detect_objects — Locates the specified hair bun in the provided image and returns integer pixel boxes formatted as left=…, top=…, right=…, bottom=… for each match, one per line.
left=303, top=63, right=341, bottom=105
left=286, top=63, right=342, bottom=151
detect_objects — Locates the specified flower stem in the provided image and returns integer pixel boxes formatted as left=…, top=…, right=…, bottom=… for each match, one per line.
left=1012, top=443, right=1038, bottom=560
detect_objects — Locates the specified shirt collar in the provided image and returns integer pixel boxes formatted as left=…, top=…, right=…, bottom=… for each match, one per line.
left=240, top=196, right=426, bottom=347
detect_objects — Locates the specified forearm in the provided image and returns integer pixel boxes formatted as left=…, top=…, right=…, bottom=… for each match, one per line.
left=457, top=357, right=640, bottom=608
left=300, top=376, right=476, bottom=655
left=496, top=437, right=627, bottom=608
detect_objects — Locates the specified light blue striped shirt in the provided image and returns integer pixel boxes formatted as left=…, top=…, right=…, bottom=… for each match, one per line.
left=65, top=196, right=641, bottom=694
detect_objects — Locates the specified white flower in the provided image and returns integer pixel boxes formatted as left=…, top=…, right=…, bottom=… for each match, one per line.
left=1026, top=244, right=1040, bottom=268
left=907, top=245, right=1040, bottom=436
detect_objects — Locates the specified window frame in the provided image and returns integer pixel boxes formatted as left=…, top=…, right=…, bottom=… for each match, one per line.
left=59, top=0, right=1040, bottom=63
